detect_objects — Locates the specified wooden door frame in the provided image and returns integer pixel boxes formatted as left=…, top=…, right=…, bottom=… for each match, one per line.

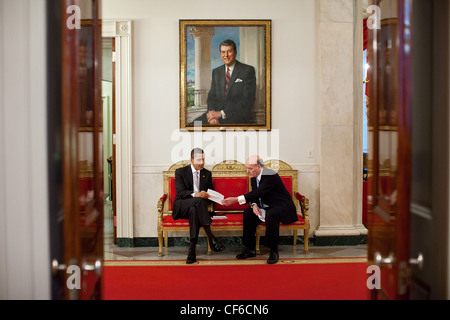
left=102, top=20, right=134, bottom=243
left=112, top=37, right=117, bottom=242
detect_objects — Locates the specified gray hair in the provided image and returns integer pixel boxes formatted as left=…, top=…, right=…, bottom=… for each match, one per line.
left=247, top=155, right=264, bottom=167
left=256, top=157, right=264, bottom=167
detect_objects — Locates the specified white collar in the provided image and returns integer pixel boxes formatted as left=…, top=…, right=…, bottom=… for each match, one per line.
left=256, top=167, right=264, bottom=182
left=225, top=61, right=237, bottom=73
left=191, top=164, right=200, bottom=174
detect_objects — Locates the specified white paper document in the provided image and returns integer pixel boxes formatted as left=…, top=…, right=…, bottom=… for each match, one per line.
left=207, top=189, right=224, bottom=205
left=212, top=215, right=228, bottom=220
left=258, top=208, right=266, bottom=222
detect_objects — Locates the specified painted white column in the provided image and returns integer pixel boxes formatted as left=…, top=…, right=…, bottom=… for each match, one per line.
left=189, top=26, right=215, bottom=107
left=102, top=20, right=134, bottom=242
left=240, top=27, right=265, bottom=123
left=316, top=0, right=367, bottom=239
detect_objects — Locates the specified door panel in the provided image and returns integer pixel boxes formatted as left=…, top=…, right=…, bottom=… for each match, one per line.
left=410, top=0, right=449, bottom=300
left=409, top=0, right=433, bottom=299
left=368, top=0, right=449, bottom=299
left=77, top=0, right=104, bottom=300
left=367, top=0, right=412, bottom=300
left=47, top=0, right=65, bottom=299
left=50, top=0, right=103, bottom=300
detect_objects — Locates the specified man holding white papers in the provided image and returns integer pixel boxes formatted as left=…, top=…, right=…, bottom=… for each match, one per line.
left=173, top=148, right=225, bottom=264
left=222, top=155, right=297, bottom=264
left=207, top=189, right=225, bottom=204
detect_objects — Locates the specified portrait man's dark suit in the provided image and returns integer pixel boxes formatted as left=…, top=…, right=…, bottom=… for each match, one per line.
left=242, top=168, right=298, bottom=252
left=205, top=60, right=256, bottom=124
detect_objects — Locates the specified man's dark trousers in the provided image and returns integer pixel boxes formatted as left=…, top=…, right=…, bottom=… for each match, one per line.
left=176, top=197, right=211, bottom=241
left=242, top=206, right=281, bottom=252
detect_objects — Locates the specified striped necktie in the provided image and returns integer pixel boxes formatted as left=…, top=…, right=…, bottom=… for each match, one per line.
left=225, top=67, right=230, bottom=95
left=194, top=171, right=200, bottom=193
left=256, top=178, right=263, bottom=208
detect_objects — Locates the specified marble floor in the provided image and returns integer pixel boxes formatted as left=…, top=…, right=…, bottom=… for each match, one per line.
left=103, top=201, right=368, bottom=265
left=104, top=242, right=368, bottom=264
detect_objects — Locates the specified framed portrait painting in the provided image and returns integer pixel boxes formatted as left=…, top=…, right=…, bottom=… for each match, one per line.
left=179, top=20, right=272, bottom=131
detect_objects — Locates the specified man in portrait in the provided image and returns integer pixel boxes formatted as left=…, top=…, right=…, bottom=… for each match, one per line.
left=194, top=39, right=257, bottom=125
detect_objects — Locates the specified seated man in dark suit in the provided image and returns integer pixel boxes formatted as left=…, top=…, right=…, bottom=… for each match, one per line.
left=172, top=148, right=225, bottom=264
left=222, top=155, right=298, bottom=264
left=193, top=39, right=256, bottom=125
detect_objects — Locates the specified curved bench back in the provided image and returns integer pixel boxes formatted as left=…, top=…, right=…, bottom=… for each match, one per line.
left=162, top=159, right=298, bottom=214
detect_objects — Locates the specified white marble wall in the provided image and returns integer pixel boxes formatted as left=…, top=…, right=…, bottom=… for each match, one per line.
left=316, top=0, right=367, bottom=237
left=101, top=0, right=321, bottom=240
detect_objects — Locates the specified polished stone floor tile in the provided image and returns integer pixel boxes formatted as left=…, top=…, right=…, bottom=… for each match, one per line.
left=103, top=202, right=367, bottom=263
left=104, top=242, right=367, bottom=262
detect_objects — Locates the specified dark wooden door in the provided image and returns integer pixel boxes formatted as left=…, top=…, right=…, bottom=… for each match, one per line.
left=409, top=0, right=449, bottom=300
left=367, top=0, right=449, bottom=299
left=50, top=0, right=104, bottom=300
left=367, top=0, right=413, bottom=300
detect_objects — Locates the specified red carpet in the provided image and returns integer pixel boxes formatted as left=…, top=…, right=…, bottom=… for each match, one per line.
left=103, top=258, right=368, bottom=300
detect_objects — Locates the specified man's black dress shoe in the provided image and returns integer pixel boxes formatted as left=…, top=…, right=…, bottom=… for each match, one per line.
left=236, top=247, right=256, bottom=259
left=186, top=249, right=197, bottom=264
left=210, top=238, right=225, bottom=252
left=267, top=251, right=279, bottom=264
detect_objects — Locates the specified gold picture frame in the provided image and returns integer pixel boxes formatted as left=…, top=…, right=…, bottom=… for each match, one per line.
left=179, top=20, right=272, bottom=131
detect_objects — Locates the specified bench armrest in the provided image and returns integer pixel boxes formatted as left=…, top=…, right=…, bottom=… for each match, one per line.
left=295, top=192, right=310, bottom=220
left=157, top=194, right=168, bottom=219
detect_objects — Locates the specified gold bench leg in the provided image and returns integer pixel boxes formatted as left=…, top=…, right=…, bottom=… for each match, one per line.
left=256, top=227, right=261, bottom=254
left=293, top=230, right=298, bottom=247
left=207, top=238, right=212, bottom=255
left=158, top=231, right=164, bottom=257
left=304, top=228, right=309, bottom=254
left=164, top=231, right=168, bottom=251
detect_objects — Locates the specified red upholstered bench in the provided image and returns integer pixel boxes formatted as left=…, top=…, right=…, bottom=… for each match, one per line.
left=157, top=160, right=310, bottom=256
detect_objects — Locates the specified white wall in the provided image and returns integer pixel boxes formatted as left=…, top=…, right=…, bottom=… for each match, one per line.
left=102, top=0, right=321, bottom=238
left=0, top=0, right=50, bottom=299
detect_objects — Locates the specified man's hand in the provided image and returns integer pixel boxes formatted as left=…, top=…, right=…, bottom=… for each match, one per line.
left=222, top=197, right=238, bottom=206
left=252, top=203, right=262, bottom=216
left=208, top=119, right=220, bottom=125
left=195, top=191, right=210, bottom=199
left=206, top=111, right=222, bottom=123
